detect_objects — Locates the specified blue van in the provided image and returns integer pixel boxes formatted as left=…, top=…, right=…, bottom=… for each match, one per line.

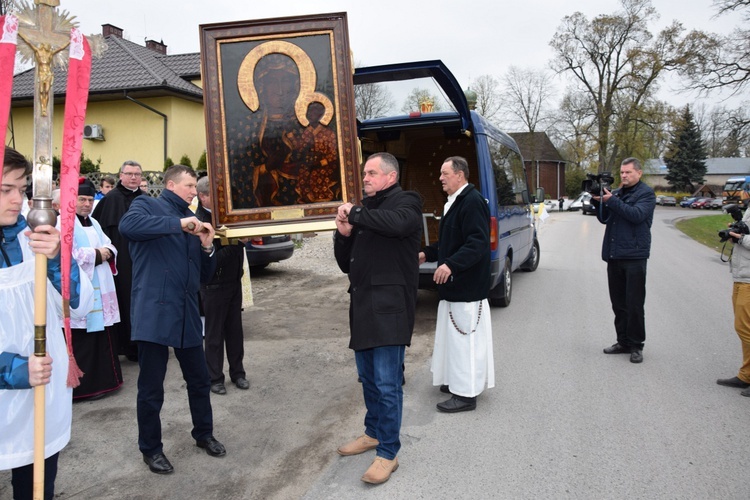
left=353, top=61, right=540, bottom=307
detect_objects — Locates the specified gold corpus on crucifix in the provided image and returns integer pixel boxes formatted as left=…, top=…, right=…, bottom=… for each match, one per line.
left=17, top=32, right=69, bottom=115
left=14, top=0, right=105, bottom=199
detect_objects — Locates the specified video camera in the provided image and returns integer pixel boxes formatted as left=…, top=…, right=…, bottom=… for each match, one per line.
left=582, top=172, right=615, bottom=195
left=718, top=204, right=749, bottom=243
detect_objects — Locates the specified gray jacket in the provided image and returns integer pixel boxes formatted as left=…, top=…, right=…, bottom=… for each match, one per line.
left=730, top=209, right=750, bottom=282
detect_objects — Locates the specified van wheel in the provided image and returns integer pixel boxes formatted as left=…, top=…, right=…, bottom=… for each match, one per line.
left=489, top=256, right=512, bottom=307
left=520, top=239, right=540, bottom=272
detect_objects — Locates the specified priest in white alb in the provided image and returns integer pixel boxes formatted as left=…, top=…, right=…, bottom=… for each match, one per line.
left=419, top=156, right=495, bottom=413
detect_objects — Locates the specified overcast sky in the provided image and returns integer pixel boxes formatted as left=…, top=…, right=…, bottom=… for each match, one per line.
left=56, top=0, right=744, bottom=109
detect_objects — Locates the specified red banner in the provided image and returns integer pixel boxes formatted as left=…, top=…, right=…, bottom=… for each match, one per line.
left=0, top=14, right=19, bottom=187
left=59, top=28, right=92, bottom=387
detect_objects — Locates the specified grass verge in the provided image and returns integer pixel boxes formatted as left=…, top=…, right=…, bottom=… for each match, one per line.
left=675, top=214, right=731, bottom=253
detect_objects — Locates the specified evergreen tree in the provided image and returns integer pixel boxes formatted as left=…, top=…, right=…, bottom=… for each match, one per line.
left=663, top=106, right=708, bottom=193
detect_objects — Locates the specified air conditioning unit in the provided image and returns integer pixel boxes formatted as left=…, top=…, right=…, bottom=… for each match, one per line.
left=83, top=124, right=104, bottom=140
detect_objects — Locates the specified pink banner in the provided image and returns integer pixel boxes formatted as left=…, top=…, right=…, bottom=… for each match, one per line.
left=0, top=14, right=18, bottom=187
left=59, top=29, right=92, bottom=387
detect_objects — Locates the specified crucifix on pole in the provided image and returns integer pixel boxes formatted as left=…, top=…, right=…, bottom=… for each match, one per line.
left=12, top=1, right=105, bottom=498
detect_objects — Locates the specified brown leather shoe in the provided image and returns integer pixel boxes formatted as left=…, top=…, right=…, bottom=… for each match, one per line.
left=361, top=456, right=398, bottom=484
left=337, top=434, right=379, bottom=456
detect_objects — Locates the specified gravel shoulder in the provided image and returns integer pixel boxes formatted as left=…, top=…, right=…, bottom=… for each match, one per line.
left=0, top=232, right=438, bottom=500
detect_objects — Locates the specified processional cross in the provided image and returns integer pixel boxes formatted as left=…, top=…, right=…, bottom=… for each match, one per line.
left=17, top=0, right=104, bottom=203
left=12, top=2, right=105, bottom=498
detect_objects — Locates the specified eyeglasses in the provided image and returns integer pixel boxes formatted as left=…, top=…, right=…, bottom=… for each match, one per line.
left=121, top=172, right=142, bottom=178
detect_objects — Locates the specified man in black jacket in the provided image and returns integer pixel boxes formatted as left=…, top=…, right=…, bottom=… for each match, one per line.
left=592, top=157, right=655, bottom=363
left=333, top=152, right=422, bottom=485
left=419, top=156, right=494, bottom=413
left=92, top=160, right=145, bottom=361
left=195, top=177, right=249, bottom=395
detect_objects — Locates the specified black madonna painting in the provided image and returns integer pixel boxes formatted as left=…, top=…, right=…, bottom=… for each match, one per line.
left=200, top=13, right=360, bottom=233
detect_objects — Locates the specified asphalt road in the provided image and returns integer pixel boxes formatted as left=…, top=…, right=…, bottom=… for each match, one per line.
left=2, top=206, right=747, bottom=499
left=305, top=206, right=748, bottom=499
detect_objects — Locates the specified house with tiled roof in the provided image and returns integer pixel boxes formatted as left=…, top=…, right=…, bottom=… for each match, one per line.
left=8, top=24, right=204, bottom=172
left=508, top=132, right=568, bottom=199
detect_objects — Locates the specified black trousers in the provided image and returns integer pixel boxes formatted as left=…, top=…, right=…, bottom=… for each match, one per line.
left=201, top=282, right=246, bottom=384
left=607, top=258, right=647, bottom=350
left=136, top=342, right=214, bottom=456
left=11, top=452, right=59, bottom=500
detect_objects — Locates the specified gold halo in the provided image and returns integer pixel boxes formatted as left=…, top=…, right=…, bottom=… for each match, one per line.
left=237, top=40, right=334, bottom=127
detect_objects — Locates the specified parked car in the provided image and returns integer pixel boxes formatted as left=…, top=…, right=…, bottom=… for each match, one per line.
left=691, top=197, right=712, bottom=209
left=661, top=196, right=676, bottom=206
left=655, top=195, right=665, bottom=205
left=245, top=235, right=295, bottom=268
left=580, top=193, right=596, bottom=215
left=680, top=196, right=698, bottom=208
left=709, top=197, right=724, bottom=209
left=568, top=191, right=587, bottom=211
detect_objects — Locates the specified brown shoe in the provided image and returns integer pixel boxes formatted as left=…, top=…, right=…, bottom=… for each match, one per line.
left=337, top=434, right=379, bottom=456
left=361, top=456, right=399, bottom=484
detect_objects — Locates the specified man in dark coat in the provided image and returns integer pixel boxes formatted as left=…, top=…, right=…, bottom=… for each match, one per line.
left=419, top=156, right=494, bottom=413
left=195, top=176, right=249, bottom=395
left=120, top=165, right=225, bottom=475
left=591, top=157, right=655, bottom=364
left=92, top=160, right=144, bottom=361
left=333, top=152, right=422, bottom=485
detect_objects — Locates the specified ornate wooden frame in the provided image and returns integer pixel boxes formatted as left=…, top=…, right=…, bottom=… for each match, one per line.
left=200, top=13, right=360, bottom=237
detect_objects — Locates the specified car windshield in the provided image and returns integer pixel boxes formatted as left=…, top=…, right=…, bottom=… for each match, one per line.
left=355, top=76, right=458, bottom=120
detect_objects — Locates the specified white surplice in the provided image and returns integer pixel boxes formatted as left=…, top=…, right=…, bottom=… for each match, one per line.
left=0, top=233, right=93, bottom=469
left=431, top=299, right=495, bottom=398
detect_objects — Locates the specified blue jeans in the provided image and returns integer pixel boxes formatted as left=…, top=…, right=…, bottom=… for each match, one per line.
left=355, top=345, right=405, bottom=460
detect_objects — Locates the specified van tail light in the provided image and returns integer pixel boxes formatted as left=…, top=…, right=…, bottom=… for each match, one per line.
left=489, top=216, right=498, bottom=252
left=251, top=237, right=264, bottom=246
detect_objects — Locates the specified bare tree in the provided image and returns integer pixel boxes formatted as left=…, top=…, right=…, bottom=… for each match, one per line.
left=354, top=82, right=394, bottom=120
left=694, top=104, right=750, bottom=157
left=469, top=74, right=502, bottom=121
left=680, top=1, right=750, bottom=94
left=550, top=0, right=686, bottom=172
left=499, top=66, right=556, bottom=133
left=0, top=0, right=17, bottom=15
left=400, top=88, right=444, bottom=114
left=549, top=89, right=598, bottom=170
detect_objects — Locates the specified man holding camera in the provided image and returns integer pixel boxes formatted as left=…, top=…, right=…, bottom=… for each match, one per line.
left=591, top=157, right=655, bottom=364
left=717, top=204, right=750, bottom=396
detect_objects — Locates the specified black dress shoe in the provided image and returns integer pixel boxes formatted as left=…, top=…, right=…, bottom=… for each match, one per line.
left=210, top=383, right=226, bottom=395
left=234, top=378, right=250, bottom=390
left=439, top=385, right=451, bottom=394
left=630, top=350, right=643, bottom=363
left=143, top=452, right=174, bottom=474
left=197, top=436, right=226, bottom=457
left=603, top=343, right=630, bottom=354
left=717, top=376, right=750, bottom=388
left=437, top=395, right=476, bottom=413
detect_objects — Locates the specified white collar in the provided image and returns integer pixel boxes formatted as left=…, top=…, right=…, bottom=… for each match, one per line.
left=447, top=183, right=469, bottom=203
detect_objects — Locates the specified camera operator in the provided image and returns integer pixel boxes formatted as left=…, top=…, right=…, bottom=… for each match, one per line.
left=591, top=157, right=655, bottom=364
left=717, top=204, right=750, bottom=396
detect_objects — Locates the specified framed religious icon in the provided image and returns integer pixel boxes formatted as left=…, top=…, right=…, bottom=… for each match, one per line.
left=200, top=12, right=361, bottom=237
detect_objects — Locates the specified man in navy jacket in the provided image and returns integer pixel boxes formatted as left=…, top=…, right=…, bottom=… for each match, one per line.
left=591, top=157, right=655, bottom=364
left=120, top=165, right=224, bottom=475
